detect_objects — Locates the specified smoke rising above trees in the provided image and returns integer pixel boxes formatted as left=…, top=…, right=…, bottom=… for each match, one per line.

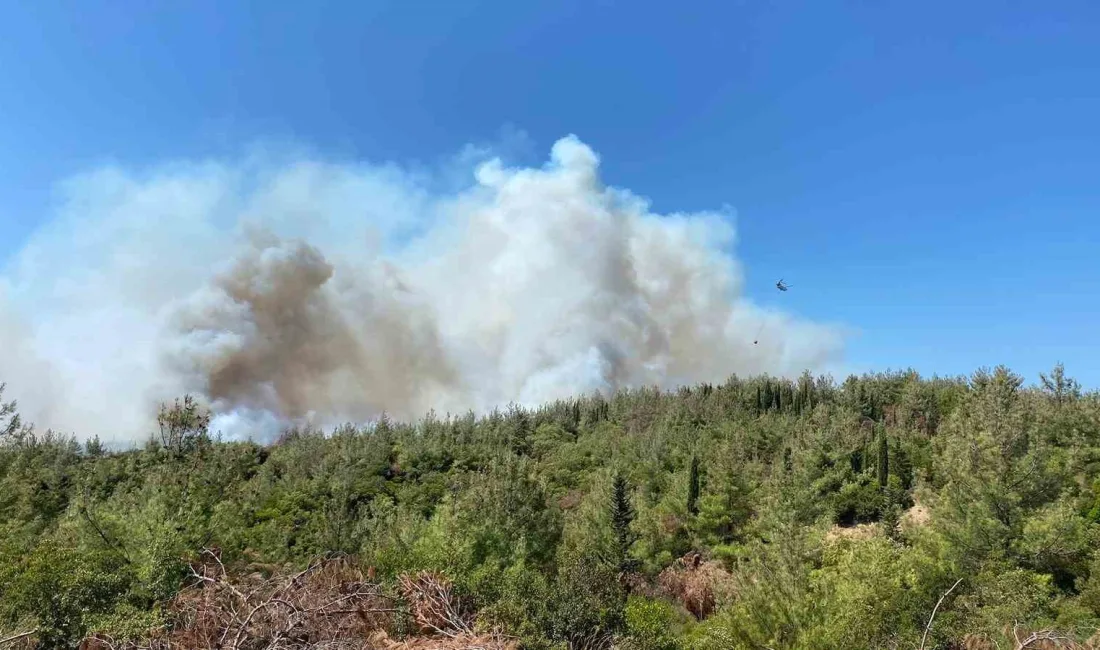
left=0, top=135, right=844, bottom=444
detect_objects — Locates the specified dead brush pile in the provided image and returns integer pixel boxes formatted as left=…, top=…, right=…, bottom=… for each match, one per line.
left=655, top=551, right=736, bottom=621
left=397, top=572, right=473, bottom=638
left=367, top=630, right=516, bottom=650
left=958, top=626, right=1100, bottom=650
left=380, top=572, right=514, bottom=649
left=78, top=549, right=515, bottom=650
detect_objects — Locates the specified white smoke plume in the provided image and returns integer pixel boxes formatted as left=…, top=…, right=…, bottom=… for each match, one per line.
left=0, top=135, right=845, bottom=445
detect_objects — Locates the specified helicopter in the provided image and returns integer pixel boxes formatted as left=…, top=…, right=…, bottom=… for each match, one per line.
left=754, top=279, right=792, bottom=344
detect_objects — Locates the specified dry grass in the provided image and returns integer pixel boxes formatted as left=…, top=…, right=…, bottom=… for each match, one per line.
left=901, top=503, right=932, bottom=531
left=823, top=522, right=879, bottom=544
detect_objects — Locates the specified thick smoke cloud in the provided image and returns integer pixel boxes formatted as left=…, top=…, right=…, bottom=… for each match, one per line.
left=0, top=135, right=845, bottom=444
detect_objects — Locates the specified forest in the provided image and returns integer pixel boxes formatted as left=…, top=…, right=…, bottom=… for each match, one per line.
left=1, top=364, right=1099, bottom=650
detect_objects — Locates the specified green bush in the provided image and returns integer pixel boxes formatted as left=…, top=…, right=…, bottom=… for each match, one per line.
left=1, top=541, right=133, bottom=649
left=624, top=596, right=684, bottom=650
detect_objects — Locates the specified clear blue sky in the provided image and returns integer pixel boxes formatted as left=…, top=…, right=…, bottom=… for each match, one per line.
left=1, top=1, right=1097, bottom=387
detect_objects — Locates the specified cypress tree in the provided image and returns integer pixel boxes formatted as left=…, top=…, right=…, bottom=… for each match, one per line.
left=877, top=430, right=890, bottom=489
left=687, top=455, right=701, bottom=515
left=610, top=473, right=638, bottom=574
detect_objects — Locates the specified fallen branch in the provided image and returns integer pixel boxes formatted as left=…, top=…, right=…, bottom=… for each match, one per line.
left=0, top=631, right=36, bottom=648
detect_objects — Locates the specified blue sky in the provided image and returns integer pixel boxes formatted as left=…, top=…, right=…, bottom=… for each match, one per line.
left=1, top=0, right=1098, bottom=387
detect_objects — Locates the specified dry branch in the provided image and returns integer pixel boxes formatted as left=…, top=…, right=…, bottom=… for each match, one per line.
left=920, top=577, right=963, bottom=650
left=1012, top=623, right=1074, bottom=649
left=0, top=631, right=36, bottom=649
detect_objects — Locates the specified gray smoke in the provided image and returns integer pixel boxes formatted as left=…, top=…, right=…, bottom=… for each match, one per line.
left=0, top=135, right=845, bottom=444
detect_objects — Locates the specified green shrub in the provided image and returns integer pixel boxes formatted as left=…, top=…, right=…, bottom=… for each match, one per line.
left=624, top=596, right=684, bottom=650
left=1, top=541, right=132, bottom=649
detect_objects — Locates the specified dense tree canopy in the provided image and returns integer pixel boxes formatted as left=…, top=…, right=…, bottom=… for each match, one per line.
left=1, top=365, right=1099, bottom=649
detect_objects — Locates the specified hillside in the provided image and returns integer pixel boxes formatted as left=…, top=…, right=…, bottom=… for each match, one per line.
left=1, top=364, right=1099, bottom=649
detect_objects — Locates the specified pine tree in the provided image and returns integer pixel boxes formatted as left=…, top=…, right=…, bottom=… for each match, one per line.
left=84, top=435, right=105, bottom=457
left=1040, top=362, right=1081, bottom=407
left=0, top=382, right=26, bottom=440
left=157, top=395, right=211, bottom=456
left=687, top=455, right=701, bottom=515
left=506, top=404, right=532, bottom=456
